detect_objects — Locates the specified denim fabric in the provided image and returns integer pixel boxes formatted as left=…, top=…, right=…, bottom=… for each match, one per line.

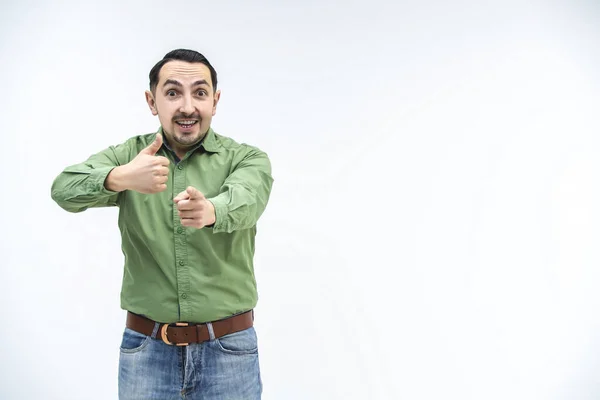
left=118, top=327, right=262, bottom=399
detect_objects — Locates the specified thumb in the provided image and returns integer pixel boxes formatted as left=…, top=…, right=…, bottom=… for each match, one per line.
left=141, top=133, right=163, bottom=155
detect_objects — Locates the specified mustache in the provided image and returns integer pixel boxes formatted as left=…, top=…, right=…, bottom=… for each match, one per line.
left=173, top=113, right=201, bottom=121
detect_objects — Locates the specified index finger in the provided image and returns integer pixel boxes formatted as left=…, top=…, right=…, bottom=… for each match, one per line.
left=156, top=156, right=170, bottom=166
left=186, top=186, right=205, bottom=200
left=173, top=190, right=190, bottom=203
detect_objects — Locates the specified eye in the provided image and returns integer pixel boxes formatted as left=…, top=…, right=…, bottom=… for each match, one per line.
left=166, top=90, right=178, bottom=97
left=196, top=90, right=207, bottom=96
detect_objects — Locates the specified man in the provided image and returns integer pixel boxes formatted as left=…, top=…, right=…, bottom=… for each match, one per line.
left=51, top=49, right=273, bottom=399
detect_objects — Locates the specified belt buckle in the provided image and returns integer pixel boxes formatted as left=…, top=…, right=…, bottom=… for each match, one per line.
left=161, top=322, right=189, bottom=346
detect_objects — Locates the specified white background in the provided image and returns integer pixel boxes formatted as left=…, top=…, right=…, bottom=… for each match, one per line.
left=1, top=0, right=600, bottom=399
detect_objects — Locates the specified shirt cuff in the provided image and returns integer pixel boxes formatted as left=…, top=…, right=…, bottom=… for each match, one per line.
left=93, top=166, right=120, bottom=195
left=207, top=196, right=229, bottom=233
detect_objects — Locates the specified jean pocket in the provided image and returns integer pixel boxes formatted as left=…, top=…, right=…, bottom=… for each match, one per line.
left=215, top=327, right=258, bottom=355
left=120, top=328, right=150, bottom=354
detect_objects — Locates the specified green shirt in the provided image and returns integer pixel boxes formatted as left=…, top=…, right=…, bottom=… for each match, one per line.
left=51, top=127, right=274, bottom=323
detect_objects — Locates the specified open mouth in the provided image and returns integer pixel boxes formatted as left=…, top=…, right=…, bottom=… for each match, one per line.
left=176, top=120, right=198, bottom=129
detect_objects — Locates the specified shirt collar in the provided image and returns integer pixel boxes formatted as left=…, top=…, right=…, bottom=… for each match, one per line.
left=157, top=126, right=223, bottom=156
left=200, top=127, right=223, bottom=153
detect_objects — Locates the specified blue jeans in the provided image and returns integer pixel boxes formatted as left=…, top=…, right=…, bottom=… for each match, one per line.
left=118, top=326, right=262, bottom=399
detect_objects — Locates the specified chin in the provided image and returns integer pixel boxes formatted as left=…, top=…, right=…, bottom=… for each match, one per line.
left=175, top=132, right=202, bottom=145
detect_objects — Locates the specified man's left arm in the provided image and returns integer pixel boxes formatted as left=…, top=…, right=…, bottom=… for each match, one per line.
left=209, top=148, right=273, bottom=233
left=173, top=147, right=273, bottom=232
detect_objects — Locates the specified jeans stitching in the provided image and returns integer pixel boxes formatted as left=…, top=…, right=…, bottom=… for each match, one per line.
left=120, top=332, right=151, bottom=354
left=214, top=328, right=258, bottom=355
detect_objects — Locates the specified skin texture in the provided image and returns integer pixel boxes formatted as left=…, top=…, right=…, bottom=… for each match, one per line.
left=145, top=60, right=220, bottom=160
left=104, top=60, right=219, bottom=228
left=173, top=186, right=216, bottom=229
left=105, top=133, right=170, bottom=194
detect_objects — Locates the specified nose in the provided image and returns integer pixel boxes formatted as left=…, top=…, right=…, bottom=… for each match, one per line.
left=179, top=94, right=195, bottom=115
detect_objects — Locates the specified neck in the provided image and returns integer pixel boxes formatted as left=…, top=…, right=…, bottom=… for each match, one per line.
left=162, top=132, right=206, bottom=161
left=161, top=136, right=186, bottom=161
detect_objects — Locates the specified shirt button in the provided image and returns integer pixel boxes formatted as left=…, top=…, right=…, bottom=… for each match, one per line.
left=177, top=227, right=183, bottom=234
left=181, top=293, right=187, bottom=299
left=177, top=165, right=183, bottom=170
left=178, top=260, right=184, bottom=266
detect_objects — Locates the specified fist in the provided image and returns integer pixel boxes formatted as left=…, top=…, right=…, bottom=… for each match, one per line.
left=173, top=186, right=216, bottom=229
left=124, top=134, right=170, bottom=194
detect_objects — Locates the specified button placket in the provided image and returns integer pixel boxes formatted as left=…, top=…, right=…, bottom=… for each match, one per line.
left=173, top=161, right=191, bottom=320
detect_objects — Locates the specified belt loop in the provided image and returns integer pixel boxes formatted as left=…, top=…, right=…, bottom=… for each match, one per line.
left=206, top=322, right=215, bottom=340
left=151, top=322, right=160, bottom=339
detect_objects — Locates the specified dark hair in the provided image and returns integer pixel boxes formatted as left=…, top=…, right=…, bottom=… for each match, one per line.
left=149, top=49, right=218, bottom=93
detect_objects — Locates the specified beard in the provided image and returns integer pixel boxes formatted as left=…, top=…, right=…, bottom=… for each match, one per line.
left=173, top=129, right=204, bottom=145
left=171, top=113, right=206, bottom=146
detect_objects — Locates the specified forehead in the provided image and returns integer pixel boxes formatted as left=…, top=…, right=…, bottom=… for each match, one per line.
left=159, top=60, right=212, bottom=88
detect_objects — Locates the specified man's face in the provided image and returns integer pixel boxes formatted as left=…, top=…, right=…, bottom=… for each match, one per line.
left=145, top=60, right=220, bottom=153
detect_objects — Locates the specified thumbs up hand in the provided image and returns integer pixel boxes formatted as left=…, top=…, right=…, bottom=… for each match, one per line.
left=173, top=186, right=216, bottom=229
left=140, top=132, right=164, bottom=156
left=105, top=134, right=171, bottom=194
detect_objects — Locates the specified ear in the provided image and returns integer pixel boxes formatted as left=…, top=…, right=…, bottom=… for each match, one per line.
left=212, top=90, right=221, bottom=116
left=145, top=90, right=158, bottom=116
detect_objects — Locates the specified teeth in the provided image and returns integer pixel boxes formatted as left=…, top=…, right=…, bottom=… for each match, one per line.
left=178, top=120, right=196, bottom=125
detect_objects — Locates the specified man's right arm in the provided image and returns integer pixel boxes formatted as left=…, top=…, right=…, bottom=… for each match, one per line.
left=51, top=133, right=169, bottom=213
left=50, top=144, right=131, bottom=213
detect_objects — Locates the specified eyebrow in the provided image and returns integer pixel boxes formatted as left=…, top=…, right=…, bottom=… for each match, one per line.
left=162, top=79, right=209, bottom=88
left=163, top=79, right=182, bottom=88
left=192, top=80, right=209, bottom=87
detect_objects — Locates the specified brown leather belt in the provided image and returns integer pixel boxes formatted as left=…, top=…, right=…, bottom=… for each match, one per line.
left=126, top=310, right=254, bottom=346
